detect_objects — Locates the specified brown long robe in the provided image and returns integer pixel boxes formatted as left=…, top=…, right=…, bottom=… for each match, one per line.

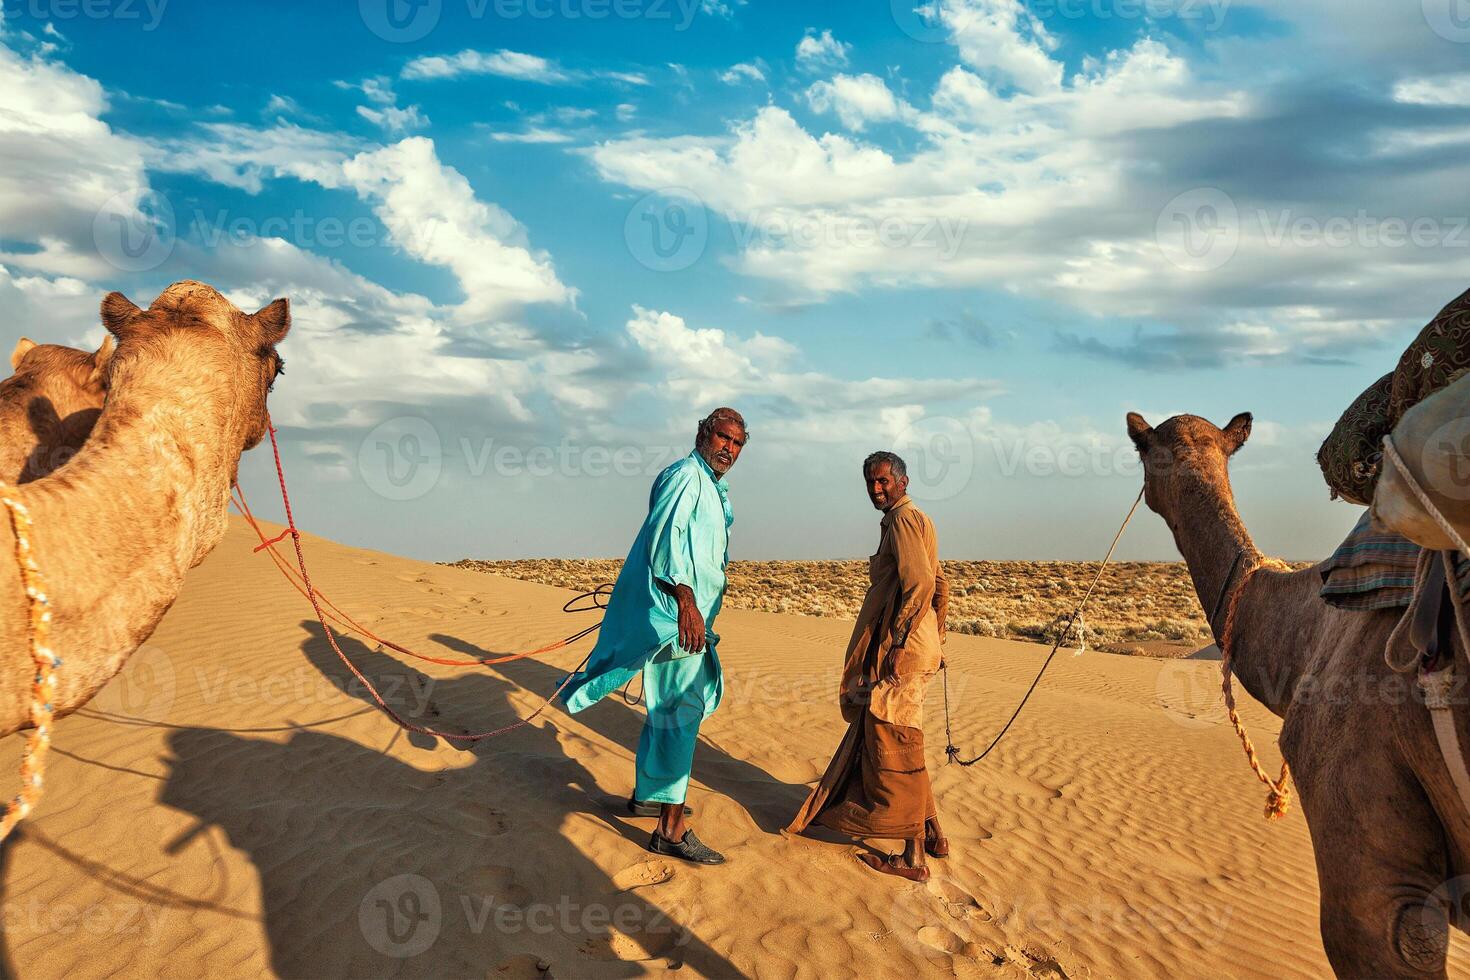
left=788, top=496, right=948, bottom=840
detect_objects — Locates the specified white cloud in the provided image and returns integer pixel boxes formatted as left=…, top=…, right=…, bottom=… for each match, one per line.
left=700, top=0, right=747, bottom=16
left=1393, top=73, right=1470, bottom=107
left=590, top=36, right=1251, bottom=307
left=795, top=29, right=850, bottom=74
left=340, top=137, right=574, bottom=319
left=603, top=71, right=651, bottom=86
left=806, top=74, right=906, bottom=131
left=341, top=76, right=429, bottom=134
left=616, top=103, right=637, bottom=122
left=400, top=49, right=649, bottom=87
left=264, top=94, right=319, bottom=121
left=921, top=0, right=1060, bottom=94
left=720, top=62, right=766, bottom=85
left=149, top=122, right=357, bottom=193
left=402, top=49, right=569, bottom=83
left=0, top=27, right=150, bottom=280
left=487, top=128, right=576, bottom=144
left=623, top=306, right=1000, bottom=441
left=357, top=103, right=429, bottom=134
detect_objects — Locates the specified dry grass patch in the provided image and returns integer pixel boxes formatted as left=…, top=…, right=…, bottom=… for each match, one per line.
left=445, top=559, right=1312, bottom=655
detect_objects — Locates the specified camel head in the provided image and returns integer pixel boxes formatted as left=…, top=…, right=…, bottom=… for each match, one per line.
left=0, top=336, right=115, bottom=480
left=1126, top=411, right=1252, bottom=529
left=5, top=334, right=114, bottom=405
left=98, top=280, right=288, bottom=456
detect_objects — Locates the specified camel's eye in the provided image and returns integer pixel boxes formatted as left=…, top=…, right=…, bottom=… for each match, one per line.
left=268, top=355, right=285, bottom=392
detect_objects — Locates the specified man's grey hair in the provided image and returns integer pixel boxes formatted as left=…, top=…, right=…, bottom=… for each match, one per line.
left=697, top=407, right=748, bottom=444
left=863, top=451, right=907, bottom=479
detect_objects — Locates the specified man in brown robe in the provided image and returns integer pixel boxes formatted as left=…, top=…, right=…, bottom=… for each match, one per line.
left=787, top=451, right=949, bottom=881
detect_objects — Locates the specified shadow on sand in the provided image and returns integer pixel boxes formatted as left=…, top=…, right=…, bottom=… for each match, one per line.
left=153, top=621, right=747, bottom=977
left=428, top=631, right=810, bottom=835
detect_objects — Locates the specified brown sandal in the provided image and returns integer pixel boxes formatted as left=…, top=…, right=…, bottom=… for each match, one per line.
left=858, top=852, right=931, bottom=882
left=925, top=834, right=950, bottom=859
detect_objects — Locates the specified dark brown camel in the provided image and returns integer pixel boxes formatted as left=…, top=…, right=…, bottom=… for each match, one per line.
left=1128, top=410, right=1470, bottom=978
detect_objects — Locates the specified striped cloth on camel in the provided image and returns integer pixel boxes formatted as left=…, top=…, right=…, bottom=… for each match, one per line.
left=1319, top=510, right=1470, bottom=611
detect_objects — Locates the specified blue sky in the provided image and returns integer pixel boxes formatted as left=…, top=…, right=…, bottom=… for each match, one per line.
left=3, top=0, right=1469, bottom=561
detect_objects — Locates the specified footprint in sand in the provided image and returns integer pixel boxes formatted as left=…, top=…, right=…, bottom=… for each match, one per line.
left=610, top=860, right=675, bottom=891
left=917, top=924, right=965, bottom=955
left=471, top=865, right=533, bottom=908
left=424, top=801, right=510, bottom=839
left=490, top=953, right=553, bottom=978
left=1013, top=944, right=1070, bottom=979
left=925, top=878, right=991, bottom=921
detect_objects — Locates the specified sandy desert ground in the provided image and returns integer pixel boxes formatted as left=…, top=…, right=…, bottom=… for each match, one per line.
left=0, top=517, right=1462, bottom=978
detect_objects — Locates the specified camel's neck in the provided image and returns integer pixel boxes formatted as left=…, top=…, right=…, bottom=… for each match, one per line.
left=26, top=342, right=242, bottom=630
left=1167, top=475, right=1304, bottom=715
left=1169, top=478, right=1262, bottom=642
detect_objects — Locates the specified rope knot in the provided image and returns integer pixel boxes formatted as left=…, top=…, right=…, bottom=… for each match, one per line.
left=1264, top=784, right=1291, bottom=821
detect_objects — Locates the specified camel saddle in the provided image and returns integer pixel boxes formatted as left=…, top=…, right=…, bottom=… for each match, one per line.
left=1318, top=284, right=1470, bottom=505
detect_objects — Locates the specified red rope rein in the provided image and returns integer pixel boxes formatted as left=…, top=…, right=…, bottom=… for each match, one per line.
left=234, top=425, right=603, bottom=742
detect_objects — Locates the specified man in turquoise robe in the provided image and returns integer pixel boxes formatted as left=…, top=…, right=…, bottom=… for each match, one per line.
left=560, top=408, right=746, bottom=865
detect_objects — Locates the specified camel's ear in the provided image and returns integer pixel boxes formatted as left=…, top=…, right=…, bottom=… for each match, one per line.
left=252, top=298, right=290, bottom=345
left=100, top=292, right=142, bottom=339
left=87, top=335, right=115, bottom=388
left=1222, top=412, right=1252, bottom=455
left=1126, top=412, right=1153, bottom=454
left=9, top=337, right=36, bottom=371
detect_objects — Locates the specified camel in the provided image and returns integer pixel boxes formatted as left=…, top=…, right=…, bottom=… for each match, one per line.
left=0, top=336, right=113, bottom=483
left=0, top=281, right=288, bottom=738
left=1127, top=410, right=1470, bottom=979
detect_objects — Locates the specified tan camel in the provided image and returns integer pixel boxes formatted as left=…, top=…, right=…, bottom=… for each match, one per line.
left=1127, top=410, right=1470, bottom=979
left=0, top=336, right=113, bottom=483
left=0, top=281, right=287, bottom=738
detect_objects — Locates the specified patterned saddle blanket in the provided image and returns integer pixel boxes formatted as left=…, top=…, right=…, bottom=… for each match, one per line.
left=1320, top=511, right=1470, bottom=611
left=1318, top=284, right=1470, bottom=505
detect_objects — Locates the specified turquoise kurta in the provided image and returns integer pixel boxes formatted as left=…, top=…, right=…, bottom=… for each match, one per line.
left=560, top=449, right=731, bottom=714
left=560, top=450, right=732, bottom=804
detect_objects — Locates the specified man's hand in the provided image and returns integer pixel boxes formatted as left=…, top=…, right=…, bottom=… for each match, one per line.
left=673, top=584, right=706, bottom=654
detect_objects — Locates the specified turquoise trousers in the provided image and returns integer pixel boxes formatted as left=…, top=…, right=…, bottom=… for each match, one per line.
left=634, top=645, right=722, bottom=804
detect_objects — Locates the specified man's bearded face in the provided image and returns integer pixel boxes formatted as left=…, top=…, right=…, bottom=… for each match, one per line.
left=699, top=419, right=746, bottom=477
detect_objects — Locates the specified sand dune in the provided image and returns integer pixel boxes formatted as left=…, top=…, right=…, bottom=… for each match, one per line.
left=1, top=517, right=1464, bottom=977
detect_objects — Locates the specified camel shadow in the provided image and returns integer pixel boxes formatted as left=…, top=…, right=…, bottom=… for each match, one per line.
left=157, top=634, right=745, bottom=977
left=429, top=632, right=810, bottom=835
